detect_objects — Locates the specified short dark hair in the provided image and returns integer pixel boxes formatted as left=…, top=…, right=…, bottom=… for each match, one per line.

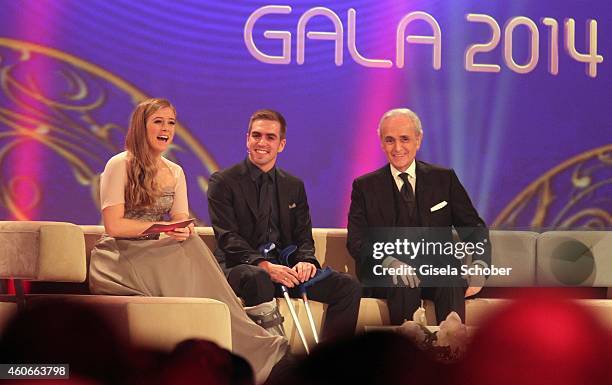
left=248, top=109, right=286, bottom=139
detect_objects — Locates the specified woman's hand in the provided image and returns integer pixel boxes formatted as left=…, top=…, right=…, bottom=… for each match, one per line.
left=164, top=225, right=191, bottom=242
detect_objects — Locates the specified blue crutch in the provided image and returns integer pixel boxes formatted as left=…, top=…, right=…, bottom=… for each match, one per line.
left=279, top=245, right=334, bottom=347
left=259, top=243, right=310, bottom=353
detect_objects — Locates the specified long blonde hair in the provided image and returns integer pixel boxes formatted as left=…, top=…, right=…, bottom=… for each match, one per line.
left=124, top=98, right=176, bottom=209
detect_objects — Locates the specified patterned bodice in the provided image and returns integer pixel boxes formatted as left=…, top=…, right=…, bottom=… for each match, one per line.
left=124, top=189, right=174, bottom=222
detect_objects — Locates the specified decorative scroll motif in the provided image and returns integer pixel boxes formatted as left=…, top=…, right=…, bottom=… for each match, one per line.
left=493, top=144, right=612, bottom=230
left=0, top=38, right=218, bottom=222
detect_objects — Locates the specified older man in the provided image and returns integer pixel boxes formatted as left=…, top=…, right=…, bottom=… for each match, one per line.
left=347, top=108, right=490, bottom=325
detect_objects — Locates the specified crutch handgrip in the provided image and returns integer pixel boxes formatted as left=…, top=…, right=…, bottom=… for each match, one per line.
left=278, top=245, right=298, bottom=265
left=298, top=267, right=334, bottom=294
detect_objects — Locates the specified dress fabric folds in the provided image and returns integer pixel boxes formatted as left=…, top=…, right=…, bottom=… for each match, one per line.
left=89, top=189, right=287, bottom=383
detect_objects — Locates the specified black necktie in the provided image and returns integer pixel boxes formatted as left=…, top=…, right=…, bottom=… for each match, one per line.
left=258, top=172, right=272, bottom=243
left=399, top=172, right=415, bottom=204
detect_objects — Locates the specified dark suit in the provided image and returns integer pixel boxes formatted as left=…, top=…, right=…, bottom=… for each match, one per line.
left=208, top=159, right=360, bottom=339
left=347, top=161, right=490, bottom=324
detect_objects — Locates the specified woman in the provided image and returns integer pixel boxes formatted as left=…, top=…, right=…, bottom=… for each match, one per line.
left=89, top=98, right=287, bottom=383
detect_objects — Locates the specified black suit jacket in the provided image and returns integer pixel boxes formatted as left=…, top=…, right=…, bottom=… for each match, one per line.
left=347, top=161, right=490, bottom=280
left=208, top=159, right=319, bottom=269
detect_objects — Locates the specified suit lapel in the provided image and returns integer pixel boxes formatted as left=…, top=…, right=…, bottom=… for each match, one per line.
left=238, top=160, right=258, bottom=219
left=415, top=160, right=430, bottom=226
left=375, top=165, right=395, bottom=225
left=276, top=168, right=292, bottom=243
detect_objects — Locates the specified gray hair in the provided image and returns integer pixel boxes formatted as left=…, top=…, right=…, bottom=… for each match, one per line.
left=377, top=108, right=423, bottom=138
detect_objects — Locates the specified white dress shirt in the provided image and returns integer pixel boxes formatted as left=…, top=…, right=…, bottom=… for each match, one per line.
left=390, top=160, right=416, bottom=195
left=382, top=161, right=417, bottom=269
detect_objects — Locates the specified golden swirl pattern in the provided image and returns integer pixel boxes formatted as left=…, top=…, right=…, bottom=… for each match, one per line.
left=0, top=38, right=218, bottom=222
left=493, top=144, right=612, bottom=230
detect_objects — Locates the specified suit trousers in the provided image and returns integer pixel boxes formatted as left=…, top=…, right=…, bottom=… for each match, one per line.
left=227, top=264, right=361, bottom=340
left=368, top=286, right=466, bottom=325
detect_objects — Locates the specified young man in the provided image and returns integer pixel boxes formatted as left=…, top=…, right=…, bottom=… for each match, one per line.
left=208, top=109, right=360, bottom=339
left=347, top=108, right=490, bottom=324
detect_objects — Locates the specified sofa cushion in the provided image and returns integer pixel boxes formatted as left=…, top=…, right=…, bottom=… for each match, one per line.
left=484, top=231, right=538, bottom=286
left=26, top=294, right=232, bottom=351
left=0, top=221, right=85, bottom=282
left=537, top=231, right=612, bottom=286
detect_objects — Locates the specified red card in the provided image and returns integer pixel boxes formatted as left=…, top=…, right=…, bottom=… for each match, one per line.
left=141, top=219, right=195, bottom=235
